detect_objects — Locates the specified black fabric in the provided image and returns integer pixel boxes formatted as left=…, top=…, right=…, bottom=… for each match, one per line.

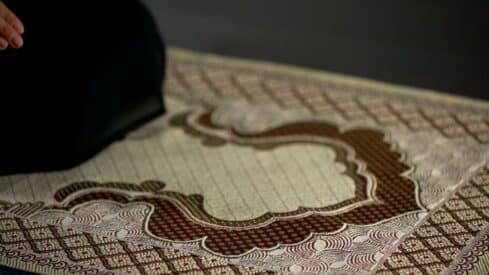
left=0, top=0, right=166, bottom=174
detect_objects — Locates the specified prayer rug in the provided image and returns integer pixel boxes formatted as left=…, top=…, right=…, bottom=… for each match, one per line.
left=1, top=48, right=488, bottom=274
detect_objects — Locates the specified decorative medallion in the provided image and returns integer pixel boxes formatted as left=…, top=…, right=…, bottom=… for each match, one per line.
left=43, top=107, right=422, bottom=256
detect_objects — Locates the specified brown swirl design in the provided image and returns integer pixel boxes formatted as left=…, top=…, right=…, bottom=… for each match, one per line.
left=51, top=109, right=421, bottom=256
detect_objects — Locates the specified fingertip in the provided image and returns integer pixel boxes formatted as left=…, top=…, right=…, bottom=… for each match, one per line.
left=7, top=17, right=24, bottom=34
left=16, top=22, right=25, bottom=34
left=10, top=35, right=23, bottom=48
left=0, top=38, right=8, bottom=50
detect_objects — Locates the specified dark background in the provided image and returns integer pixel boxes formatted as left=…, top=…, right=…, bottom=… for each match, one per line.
left=144, top=0, right=488, bottom=100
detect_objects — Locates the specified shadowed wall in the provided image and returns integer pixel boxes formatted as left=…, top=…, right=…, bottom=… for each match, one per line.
left=143, top=0, right=488, bottom=99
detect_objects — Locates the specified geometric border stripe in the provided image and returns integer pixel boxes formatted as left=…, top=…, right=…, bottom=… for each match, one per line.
left=377, top=166, right=489, bottom=275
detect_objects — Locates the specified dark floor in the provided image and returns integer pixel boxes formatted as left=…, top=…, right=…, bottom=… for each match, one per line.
left=144, top=0, right=489, bottom=100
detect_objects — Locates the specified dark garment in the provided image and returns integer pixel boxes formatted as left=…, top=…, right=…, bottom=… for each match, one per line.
left=0, top=1, right=166, bottom=174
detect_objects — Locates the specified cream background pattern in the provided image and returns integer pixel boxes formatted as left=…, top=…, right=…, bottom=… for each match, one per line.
left=0, top=98, right=357, bottom=221
left=1, top=95, right=488, bottom=216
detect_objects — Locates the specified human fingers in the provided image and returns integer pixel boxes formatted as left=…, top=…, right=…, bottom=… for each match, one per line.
left=0, top=16, right=23, bottom=48
left=0, top=36, right=7, bottom=50
left=0, top=1, right=24, bottom=34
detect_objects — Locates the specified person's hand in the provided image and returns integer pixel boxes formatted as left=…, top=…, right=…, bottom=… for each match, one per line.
left=0, top=1, right=24, bottom=50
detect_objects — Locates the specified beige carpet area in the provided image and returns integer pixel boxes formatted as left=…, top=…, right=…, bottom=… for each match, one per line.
left=0, top=48, right=489, bottom=274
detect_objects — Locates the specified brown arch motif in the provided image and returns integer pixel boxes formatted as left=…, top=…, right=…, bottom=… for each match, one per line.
left=52, top=108, right=421, bottom=256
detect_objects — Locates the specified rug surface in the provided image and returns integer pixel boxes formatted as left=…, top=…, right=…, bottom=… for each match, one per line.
left=1, top=48, right=488, bottom=274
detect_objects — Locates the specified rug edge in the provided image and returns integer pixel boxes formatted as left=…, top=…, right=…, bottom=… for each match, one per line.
left=168, top=47, right=489, bottom=111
